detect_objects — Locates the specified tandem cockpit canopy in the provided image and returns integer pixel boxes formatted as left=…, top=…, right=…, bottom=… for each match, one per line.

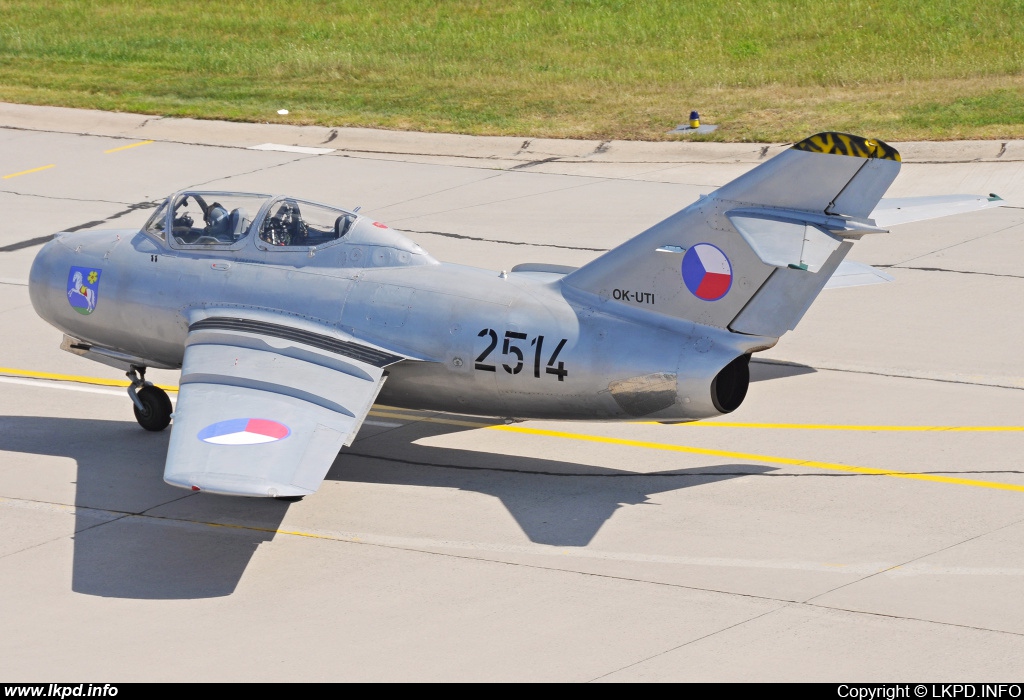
left=142, top=191, right=359, bottom=249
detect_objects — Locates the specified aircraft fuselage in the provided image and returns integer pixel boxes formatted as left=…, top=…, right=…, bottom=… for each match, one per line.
left=30, top=225, right=761, bottom=422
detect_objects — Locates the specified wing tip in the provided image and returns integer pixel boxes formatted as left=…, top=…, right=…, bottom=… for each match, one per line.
left=165, top=474, right=312, bottom=498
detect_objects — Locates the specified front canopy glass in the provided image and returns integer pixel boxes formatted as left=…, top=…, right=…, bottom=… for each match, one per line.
left=143, top=192, right=275, bottom=246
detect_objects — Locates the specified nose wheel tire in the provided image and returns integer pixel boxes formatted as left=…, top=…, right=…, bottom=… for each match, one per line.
left=133, top=385, right=173, bottom=431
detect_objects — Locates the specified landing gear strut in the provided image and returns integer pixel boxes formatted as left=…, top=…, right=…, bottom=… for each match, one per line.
left=127, top=365, right=172, bottom=431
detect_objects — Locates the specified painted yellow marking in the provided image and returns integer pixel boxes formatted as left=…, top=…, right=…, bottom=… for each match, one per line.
left=104, top=140, right=154, bottom=154
left=668, top=422, right=1024, bottom=432
left=490, top=425, right=1024, bottom=494
left=0, top=367, right=177, bottom=392
left=1, top=367, right=1021, bottom=493
left=3, top=368, right=1020, bottom=432
left=2, top=164, right=55, bottom=179
left=368, top=408, right=493, bottom=428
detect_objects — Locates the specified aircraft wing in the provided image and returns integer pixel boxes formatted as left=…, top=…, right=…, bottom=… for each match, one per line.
left=870, top=194, right=1004, bottom=228
left=163, top=317, right=406, bottom=498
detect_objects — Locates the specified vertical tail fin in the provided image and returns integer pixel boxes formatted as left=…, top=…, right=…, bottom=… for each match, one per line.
left=562, top=133, right=901, bottom=339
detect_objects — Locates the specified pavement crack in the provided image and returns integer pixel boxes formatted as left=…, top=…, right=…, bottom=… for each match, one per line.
left=344, top=451, right=774, bottom=477
left=0, top=189, right=136, bottom=207
left=0, top=200, right=159, bottom=252
left=768, top=361, right=1023, bottom=392
left=510, top=156, right=561, bottom=170
left=392, top=226, right=606, bottom=252
left=876, top=264, right=1024, bottom=280
left=996, top=142, right=1007, bottom=159
left=136, top=491, right=203, bottom=516
left=0, top=234, right=58, bottom=252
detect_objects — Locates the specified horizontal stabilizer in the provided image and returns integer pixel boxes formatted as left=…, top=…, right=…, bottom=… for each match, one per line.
left=825, top=260, right=895, bottom=289
left=870, top=194, right=1004, bottom=228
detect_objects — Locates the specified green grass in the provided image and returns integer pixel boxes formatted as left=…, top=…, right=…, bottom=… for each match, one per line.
left=0, top=0, right=1022, bottom=141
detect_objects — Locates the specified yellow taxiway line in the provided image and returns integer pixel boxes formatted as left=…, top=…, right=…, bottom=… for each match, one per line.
left=0, top=367, right=178, bottom=392
left=2, top=366, right=1022, bottom=494
left=661, top=421, right=1024, bottom=432
left=2, top=164, right=55, bottom=179
left=492, top=425, right=1024, bottom=494
left=104, top=140, right=154, bottom=154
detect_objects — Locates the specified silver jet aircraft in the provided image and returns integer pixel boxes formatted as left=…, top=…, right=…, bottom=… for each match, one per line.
left=29, top=132, right=1002, bottom=500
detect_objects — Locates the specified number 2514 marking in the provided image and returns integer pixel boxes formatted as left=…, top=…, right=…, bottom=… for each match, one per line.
left=475, top=329, right=568, bottom=381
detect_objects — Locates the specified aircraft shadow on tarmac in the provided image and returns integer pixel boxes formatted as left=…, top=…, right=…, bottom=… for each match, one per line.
left=0, top=415, right=290, bottom=600
left=338, top=416, right=776, bottom=548
left=749, top=359, right=816, bottom=383
left=321, top=358, right=806, bottom=550
left=0, top=389, right=787, bottom=598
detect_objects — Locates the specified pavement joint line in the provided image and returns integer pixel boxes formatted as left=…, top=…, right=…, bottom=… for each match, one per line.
left=587, top=606, right=785, bottom=682
left=0, top=497, right=132, bottom=563
left=4, top=492, right=1024, bottom=641
left=2, top=164, right=55, bottom=179
left=110, top=503, right=1024, bottom=642
left=893, top=214, right=1024, bottom=268
left=383, top=177, right=609, bottom=225
left=372, top=172, right=503, bottom=213
left=186, top=152, right=319, bottom=189
left=103, top=140, right=153, bottom=154
left=801, top=512, right=1024, bottom=608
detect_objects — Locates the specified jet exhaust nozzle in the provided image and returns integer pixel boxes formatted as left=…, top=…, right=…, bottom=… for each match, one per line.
left=711, top=354, right=750, bottom=414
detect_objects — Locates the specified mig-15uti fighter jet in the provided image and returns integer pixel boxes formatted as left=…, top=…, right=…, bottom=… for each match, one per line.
left=29, top=133, right=1003, bottom=500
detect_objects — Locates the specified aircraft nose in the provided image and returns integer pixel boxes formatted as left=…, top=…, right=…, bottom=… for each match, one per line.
left=29, top=234, right=76, bottom=326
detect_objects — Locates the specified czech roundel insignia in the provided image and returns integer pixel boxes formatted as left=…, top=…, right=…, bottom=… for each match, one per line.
left=198, top=418, right=291, bottom=445
left=681, top=244, right=732, bottom=301
left=67, top=267, right=101, bottom=315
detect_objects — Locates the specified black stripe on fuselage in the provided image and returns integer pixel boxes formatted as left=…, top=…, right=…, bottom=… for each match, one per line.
left=189, top=317, right=404, bottom=368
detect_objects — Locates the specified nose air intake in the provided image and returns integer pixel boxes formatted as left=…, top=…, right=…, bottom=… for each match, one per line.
left=711, top=354, right=750, bottom=413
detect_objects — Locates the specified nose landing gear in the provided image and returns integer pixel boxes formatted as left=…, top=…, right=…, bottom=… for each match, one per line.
left=127, top=365, right=173, bottom=431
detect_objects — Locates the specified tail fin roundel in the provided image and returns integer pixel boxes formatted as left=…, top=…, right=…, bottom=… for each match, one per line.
left=562, top=133, right=901, bottom=340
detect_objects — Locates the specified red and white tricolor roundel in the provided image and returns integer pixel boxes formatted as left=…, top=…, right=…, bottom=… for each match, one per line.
left=681, top=243, right=733, bottom=301
left=197, top=418, right=291, bottom=445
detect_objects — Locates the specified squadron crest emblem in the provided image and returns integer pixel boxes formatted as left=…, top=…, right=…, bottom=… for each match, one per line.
left=67, top=266, right=101, bottom=315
